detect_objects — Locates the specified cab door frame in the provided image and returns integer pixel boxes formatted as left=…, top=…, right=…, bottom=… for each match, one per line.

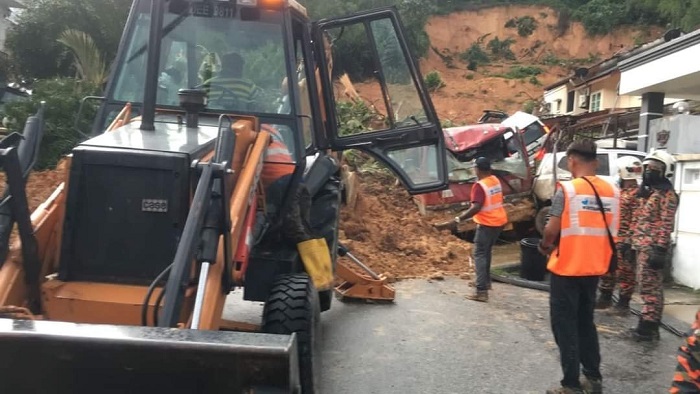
left=311, top=6, right=448, bottom=194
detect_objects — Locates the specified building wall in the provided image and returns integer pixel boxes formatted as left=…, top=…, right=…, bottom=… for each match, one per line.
left=618, top=95, right=643, bottom=108
left=543, top=84, right=569, bottom=115
left=543, top=71, right=658, bottom=115
left=673, top=158, right=700, bottom=289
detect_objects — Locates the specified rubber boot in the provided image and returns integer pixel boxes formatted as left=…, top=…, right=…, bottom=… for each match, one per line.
left=630, top=319, right=661, bottom=341
left=608, top=296, right=630, bottom=317
left=466, top=290, right=488, bottom=302
left=580, top=375, right=603, bottom=394
left=594, top=291, right=613, bottom=310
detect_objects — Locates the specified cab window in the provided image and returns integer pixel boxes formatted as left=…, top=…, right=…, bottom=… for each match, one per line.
left=111, top=2, right=290, bottom=115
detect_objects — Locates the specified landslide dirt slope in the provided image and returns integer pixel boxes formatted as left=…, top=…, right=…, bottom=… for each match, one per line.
left=420, top=5, right=660, bottom=124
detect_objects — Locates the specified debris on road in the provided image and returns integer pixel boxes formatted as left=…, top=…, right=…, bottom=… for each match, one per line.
left=339, top=173, right=473, bottom=281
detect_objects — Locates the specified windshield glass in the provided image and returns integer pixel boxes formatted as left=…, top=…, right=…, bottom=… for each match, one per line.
left=521, top=122, right=545, bottom=146
left=447, top=152, right=477, bottom=182
left=112, top=1, right=289, bottom=115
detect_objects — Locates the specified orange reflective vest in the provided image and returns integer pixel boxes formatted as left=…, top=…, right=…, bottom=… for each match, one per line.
left=260, top=124, right=295, bottom=187
left=547, top=176, right=620, bottom=276
left=474, top=175, right=508, bottom=227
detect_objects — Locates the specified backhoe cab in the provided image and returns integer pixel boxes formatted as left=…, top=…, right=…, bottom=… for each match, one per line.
left=0, top=0, right=447, bottom=392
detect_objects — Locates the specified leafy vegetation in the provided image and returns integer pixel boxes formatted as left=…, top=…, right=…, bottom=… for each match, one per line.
left=57, top=29, right=108, bottom=85
left=3, top=78, right=100, bottom=169
left=335, top=99, right=386, bottom=137
left=336, top=99, right=392, bottom=176
left=6, top=0, right=130, bottom=79
left=424, top=71, right=446, bottom=92
left=505, top=16, right=539, bottom=37
left=498, top=65, right=543, bottom=80
left=487, top=37, right=516, bottom=60
left=460, top=43, right=490, bottom=71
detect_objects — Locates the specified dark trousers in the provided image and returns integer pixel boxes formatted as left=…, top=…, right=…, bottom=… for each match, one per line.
left=266, top=174, right=313, bottom=244
left=550, top=273, right=602, bottom=388
left=473, top=224, right=503, bottom=291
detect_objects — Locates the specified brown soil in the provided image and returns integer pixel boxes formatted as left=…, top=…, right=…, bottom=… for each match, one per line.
left=338, top=174, right=472, bottom=282
left=0, top=163, right=66, bottom=245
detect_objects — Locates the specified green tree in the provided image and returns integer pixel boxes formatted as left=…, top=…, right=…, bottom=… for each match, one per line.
left=6, top=0, right=130, bottom=79
left=574, top=0, right=627, bottom=35
left=650, top=0, right=700, bottom=31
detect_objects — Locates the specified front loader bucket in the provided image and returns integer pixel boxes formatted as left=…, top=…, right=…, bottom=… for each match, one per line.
left=0, top=318, right=300, bottom=393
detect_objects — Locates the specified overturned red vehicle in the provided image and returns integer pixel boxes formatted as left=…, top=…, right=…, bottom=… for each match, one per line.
left=415, top=122, right=536, bottom=232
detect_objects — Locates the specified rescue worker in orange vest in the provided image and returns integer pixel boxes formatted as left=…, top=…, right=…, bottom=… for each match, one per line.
left=454, top=157, right=508, bottom=302
left=538, top=139, right=620, bottom=394
left=260, top=124, right=311, bottom=243
left=260, top=124, right=334, bottom=290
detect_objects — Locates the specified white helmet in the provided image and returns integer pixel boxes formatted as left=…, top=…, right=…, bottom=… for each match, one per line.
left=616, top=156, right=643, bottom=181
left=643, top=149, right=676, bottom=179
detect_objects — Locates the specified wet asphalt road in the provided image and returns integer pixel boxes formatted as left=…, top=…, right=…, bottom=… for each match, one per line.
left=319, top=278, right=682, bottom=394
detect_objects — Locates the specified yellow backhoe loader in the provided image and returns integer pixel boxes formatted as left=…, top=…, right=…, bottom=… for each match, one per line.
left=0, top=0, right=448, bottom=392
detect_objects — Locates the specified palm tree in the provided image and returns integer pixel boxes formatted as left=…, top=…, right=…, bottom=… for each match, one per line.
left=57, top=29, right=107, bottom=85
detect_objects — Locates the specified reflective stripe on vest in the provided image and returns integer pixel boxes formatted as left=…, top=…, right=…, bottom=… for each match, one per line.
left=473, top=175, right=508, bottom=227
left=547, top=176, right=620, bottom=276
left=261, top=124, right=295, bottom=187
left=558, top=180, right=620, bottom=238
left=263, top=125, right=294, bottom=164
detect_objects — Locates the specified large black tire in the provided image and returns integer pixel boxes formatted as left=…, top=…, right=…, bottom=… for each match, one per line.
left=318, top=289, right=332, bottom=312
left=262, top=274, right=321, bottom=394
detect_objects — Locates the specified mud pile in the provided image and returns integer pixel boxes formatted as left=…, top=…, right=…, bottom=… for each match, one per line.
left=339, top=174, right=472, bottom=281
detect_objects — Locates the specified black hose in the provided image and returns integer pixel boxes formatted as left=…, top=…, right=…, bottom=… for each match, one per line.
left=491, top=269, right=686, bottom=338
left=141, top=263, right=173, bottom=327
left=153, top=286, right=167, bottom=327
left=491, top=271, right=550, bottom=291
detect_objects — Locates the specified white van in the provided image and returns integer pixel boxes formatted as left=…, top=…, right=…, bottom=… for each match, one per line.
left=532, top=148, right=647, bottom=233
left=500, top=111, right=549, bottom=160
